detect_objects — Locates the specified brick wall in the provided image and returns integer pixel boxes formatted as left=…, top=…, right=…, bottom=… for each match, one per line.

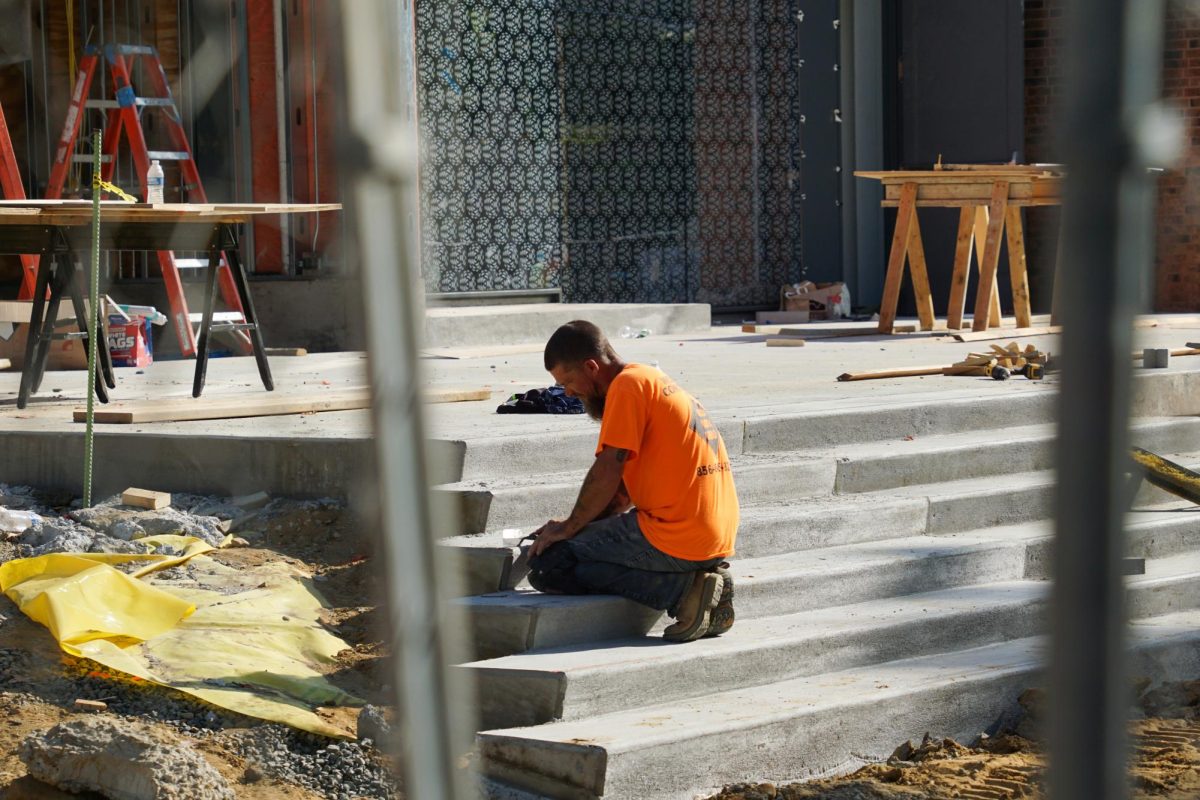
left=1025, top=0, right=1200, bottom=311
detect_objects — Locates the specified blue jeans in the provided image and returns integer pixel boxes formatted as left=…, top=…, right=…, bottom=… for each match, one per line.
left=527, top=510, right=723, bottom=616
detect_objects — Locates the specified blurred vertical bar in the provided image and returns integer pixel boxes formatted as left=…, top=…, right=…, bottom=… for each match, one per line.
left=338, top=1, right=475, bottom=799
left=1051, top=1, right=1171, bottom=799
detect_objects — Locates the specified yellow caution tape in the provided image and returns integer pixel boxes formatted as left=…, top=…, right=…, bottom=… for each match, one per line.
left=0, top=538, right=362, bottom=738
left=91, top=175, right=137, bottom=203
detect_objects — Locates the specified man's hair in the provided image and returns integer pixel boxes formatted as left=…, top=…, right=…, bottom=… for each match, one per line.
left=544, top=320, right=617, bottom=371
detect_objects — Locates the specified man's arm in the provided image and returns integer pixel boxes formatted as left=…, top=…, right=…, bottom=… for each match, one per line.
left=530, top=446, right=628, bottom=556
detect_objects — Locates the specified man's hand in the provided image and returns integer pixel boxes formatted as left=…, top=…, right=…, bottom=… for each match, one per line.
left=530, top=518, right=576, bottom=557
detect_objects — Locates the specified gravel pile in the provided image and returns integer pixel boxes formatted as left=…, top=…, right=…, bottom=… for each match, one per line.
left=224, top=724, right=401, bottom=800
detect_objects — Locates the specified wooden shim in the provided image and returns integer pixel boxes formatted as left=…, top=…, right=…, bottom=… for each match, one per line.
left=0, top=358, right=10, bottom=371
left=765, top=336, right=806, bottom=347
left=837, top=365, right=947, bottom=382
left=73, top=387, right=491, bottom=423
left=121, top=488, right=171, bottom=510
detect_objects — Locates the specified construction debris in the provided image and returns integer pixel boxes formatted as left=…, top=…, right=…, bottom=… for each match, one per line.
left=122, top=487, right=172, bottom=510
left=73, top=698, right=108, bottom=712
left=20, top=716, right=235, bottom=800
left=837, top=343, right=1050, bottom=382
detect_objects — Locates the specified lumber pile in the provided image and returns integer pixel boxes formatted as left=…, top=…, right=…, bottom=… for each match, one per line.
left=837, top=343, right=1049, bottom=382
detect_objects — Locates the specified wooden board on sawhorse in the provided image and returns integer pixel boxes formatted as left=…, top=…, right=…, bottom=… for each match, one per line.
left=856, top=168, right=1063, bottom=335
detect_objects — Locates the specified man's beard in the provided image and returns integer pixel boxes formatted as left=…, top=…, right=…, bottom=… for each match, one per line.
left=583, top=392, right=606, bottom=422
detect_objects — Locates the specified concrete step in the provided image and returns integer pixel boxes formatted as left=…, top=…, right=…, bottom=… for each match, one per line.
left=457, top=533, right=1028, bottom=659
left=434, top=387, right=1061, bottom=484
left=464, top=580, right=1050, bottom=729
left=477, top=612, right=1200, bottom=800
left=465, top=557, right=1200, bottom=730
left=422, top=303, right=711, bottom=349
left=833, top=416, right=1200, bottom=494
left=439, top=451, right=836, bottom=535
left=438, top=417, right=1200, bottom=532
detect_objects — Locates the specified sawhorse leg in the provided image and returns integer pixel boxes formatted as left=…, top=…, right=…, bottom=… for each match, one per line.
left=193, top=224, right=274, bottom=398
left=877, top=182, right=935, bottom=333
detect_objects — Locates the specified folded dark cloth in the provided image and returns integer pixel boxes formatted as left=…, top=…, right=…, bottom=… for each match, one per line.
left=496, top=386, right=584, bottom=414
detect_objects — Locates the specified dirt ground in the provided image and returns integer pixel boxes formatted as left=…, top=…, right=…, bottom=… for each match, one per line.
left=708, top=687, right=1200, bottom=800
left=0, top=500, right=399, bottom=800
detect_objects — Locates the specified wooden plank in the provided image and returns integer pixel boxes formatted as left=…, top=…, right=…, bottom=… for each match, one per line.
left=970, top=207, right=1002, bottom=328
left=755, top=309, right=810, bottom=325
left=1005, top=206, right=1033, bottom=328
left=263, top=347, right=308, bottom=357
left=946, top=206, right=976, bottom=331
left=878, top=182, right=919, bottom=334
left=73, top=386, right=491, bottom=423
left=837, top=365, right=947, bottom=382
left=1051, top=227, right=1063, bottom=326
left=971, top=181, right=1010, bottom=332
left=765, top=336, right=806, bottom=347
left=905, top=209, right=936, bottom=331
left=428, top=387, right=493, bottom=403
left=121, top=488, right=171, bottom=510
left=952, top=325, right=1061, bottom=343
left=742, top=324, right=787, bottom=334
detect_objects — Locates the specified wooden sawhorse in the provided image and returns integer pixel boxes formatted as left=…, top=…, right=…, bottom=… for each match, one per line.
left=856, top=168, right=1064, bottom=334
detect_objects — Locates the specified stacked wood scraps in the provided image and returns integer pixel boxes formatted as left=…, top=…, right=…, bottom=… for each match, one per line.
left=837, top=343, right=1049, bottom=382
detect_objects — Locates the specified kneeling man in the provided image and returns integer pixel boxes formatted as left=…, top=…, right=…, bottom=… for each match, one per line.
left=527, top=320, right=739, bottom=642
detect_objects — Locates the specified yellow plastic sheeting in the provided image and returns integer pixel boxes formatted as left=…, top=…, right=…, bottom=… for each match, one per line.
left=1, top=544, right=363, bottom=739
left=0, top=536, right=216, bottom=652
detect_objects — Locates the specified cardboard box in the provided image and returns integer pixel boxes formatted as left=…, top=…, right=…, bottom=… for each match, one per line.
left=0, top=301, right=99, bottom=370
left=778, top=282, right=851, bottom=320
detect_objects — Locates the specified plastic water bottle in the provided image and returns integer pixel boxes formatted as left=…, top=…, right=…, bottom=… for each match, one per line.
left=0, top=508, right=41, bottom=533
left=146, top=160, right=164, bottom=204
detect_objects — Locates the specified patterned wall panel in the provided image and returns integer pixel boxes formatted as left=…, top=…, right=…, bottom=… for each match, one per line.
left=415, top=0, right=815, bottom=307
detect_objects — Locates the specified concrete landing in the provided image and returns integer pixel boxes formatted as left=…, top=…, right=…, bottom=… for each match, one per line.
left=423, top=303, right=711, bottom=349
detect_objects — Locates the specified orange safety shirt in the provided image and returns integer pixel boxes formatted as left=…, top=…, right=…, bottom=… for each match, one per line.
left=596, top=363, right=738, bottom=561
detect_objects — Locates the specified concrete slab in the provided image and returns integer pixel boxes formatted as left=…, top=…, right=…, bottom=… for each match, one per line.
left=423, top=303, right=711, bottom=348
left=478, top=616, right=1200, bottom=799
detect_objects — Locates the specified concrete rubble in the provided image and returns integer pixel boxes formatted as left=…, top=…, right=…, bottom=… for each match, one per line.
left=19, top=716, right=235, bottom=800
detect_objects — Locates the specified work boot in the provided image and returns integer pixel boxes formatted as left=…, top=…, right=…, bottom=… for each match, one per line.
left=704, top=563, right=735, bottom=638
left=664, top=571, right=723, bottom=643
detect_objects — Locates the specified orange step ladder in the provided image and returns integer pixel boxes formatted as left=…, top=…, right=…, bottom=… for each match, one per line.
left=0, top=101, right=42, bottom=286
left=37, top=43, right=250, bottom=357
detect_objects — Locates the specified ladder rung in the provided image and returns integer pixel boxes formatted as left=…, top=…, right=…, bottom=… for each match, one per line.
left=86, top=97, right=175, bottom=109
left=147, top=150, right=190, bottom=161
left=188, top=312, right=243, bottom=324
left=72, top=155, right=114, bottom=164
left=114, top=44, right=155, bottom=55
left=209, top=322, right=257, bottom=333
left=50, top=331, right=89, bottom=341
left=173, top=258, right=211, bottom=269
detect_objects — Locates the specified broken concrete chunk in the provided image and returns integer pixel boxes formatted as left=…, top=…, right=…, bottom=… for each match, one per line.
left=17, top=518, right=147, bottom=557
left=20, top=716, right=234, bottom=800
left=70, top=506, right=227, bottom=548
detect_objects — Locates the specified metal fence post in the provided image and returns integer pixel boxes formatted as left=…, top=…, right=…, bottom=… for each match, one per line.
left=1050, top=1, right=1174, bottom=798
left=337, top=1, right=476, bottom=798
